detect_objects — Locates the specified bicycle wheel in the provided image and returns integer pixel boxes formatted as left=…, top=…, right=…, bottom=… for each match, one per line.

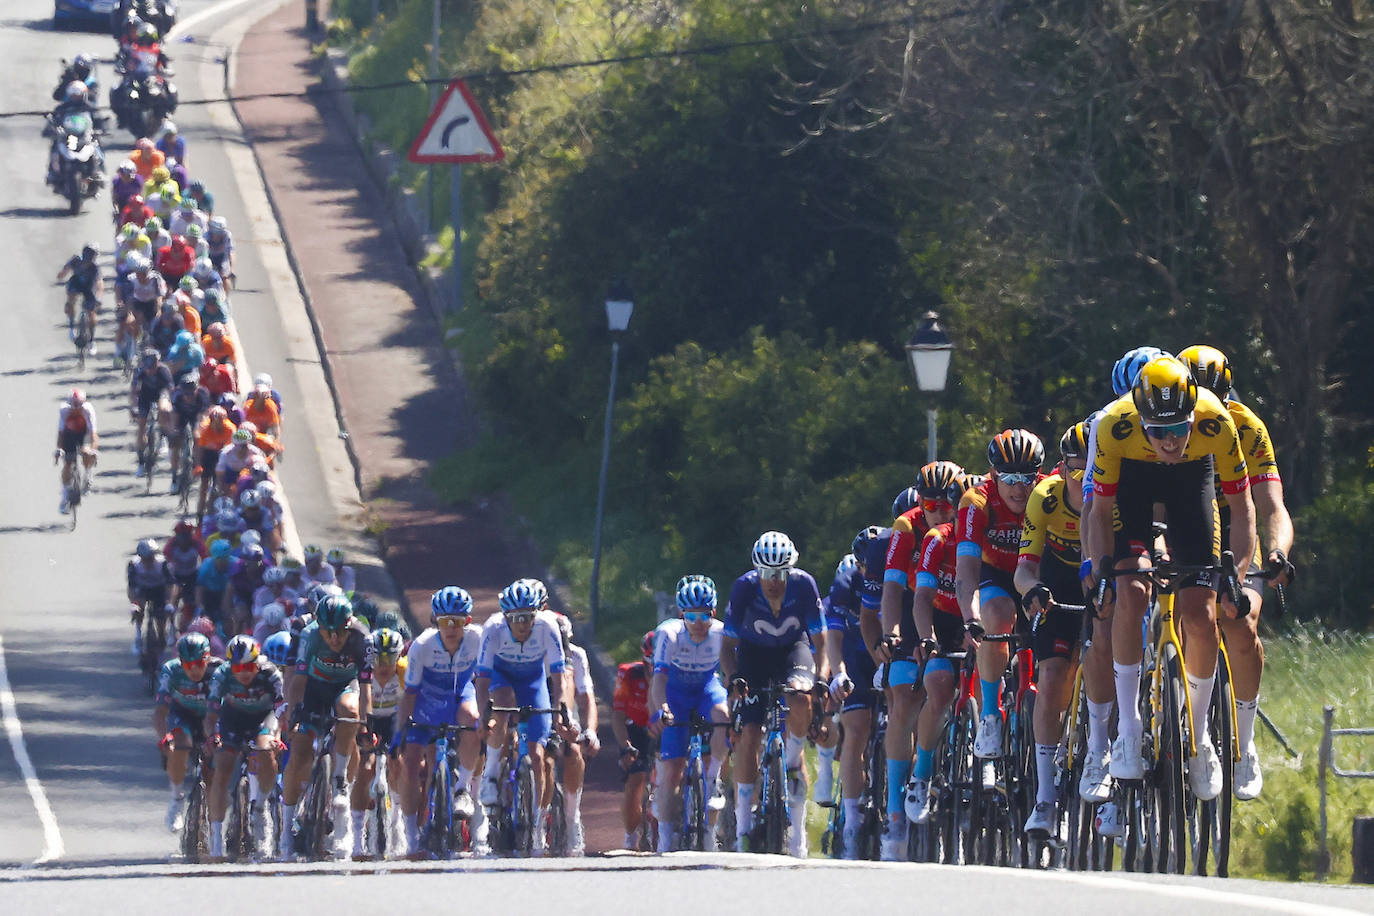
left=181, top=762, right=208, bottom=862
left=176, top=434, right=195, bottom=513
left=682, top=754, right=706, bottom=852
left=1014, top=689, right=1040, bottom=868
left=514, top=757, right=536, bottom=856
left=1154, top=646, right=1188, bottom=874
left=427, top=755, right=452, bottom=858
left=370, top=765, right=391, bottom=859
left=302, top=754, right=333, bottom=860
left=549, top=782, right=568, bottom=856
left=764, top=751, right=787, bottom=855
left=144, top=425, right=161, bottom=493
left=950, top=703, right=981, bottom=866
left=1192, top=651, right=1234, bottom=876
left=227, top=761, right=252, bottom=861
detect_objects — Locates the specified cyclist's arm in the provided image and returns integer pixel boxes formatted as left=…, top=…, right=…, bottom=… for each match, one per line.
left=912, top=585, right=937, bottom=643
left=954, top=553, right=981, bottom=625
left=356, top=680, right=372, bottom=723
left=1085, top=493, right=1117, bottom=580
left=153, top=701, right=169, bottom=738
left=474, top=675, right=490, bottom=724
left=810, top=628, right=829, bottom=683
left=877, top=581, right=904, bottom=645
left=1251, top=478, right=1294, bottom=562
left=285, top=668, right=306, bottom=710
left=611, top=709, right=632, bottom=756
left=859, top=606, right=884, bottom=665
left=576, top=676, right=597, bottom=735
left=1013, top=558, right=1042, bottom=599
left=396, top=689, right=416, bottom=730
left=1223, top=487, right=1258, bottom=577
left=547, top=670, right=564, bottom=709
left=719, top=634, right=739, bottom=685
left=649, top=670, right=668, bottom=717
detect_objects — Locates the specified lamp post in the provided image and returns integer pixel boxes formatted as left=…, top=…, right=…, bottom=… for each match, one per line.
left=589, top=280, right=633, bottom=637
left=904, top=311, right=954, bottom=463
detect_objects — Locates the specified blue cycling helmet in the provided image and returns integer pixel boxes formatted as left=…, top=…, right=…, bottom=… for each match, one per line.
left=263, top=630, right=291, bottom=666
left=1111, top=346, right=1170, bottom=397
left=891, top=486, right=920, bottom=519
left=676, top=576, right=718, bottom=610
left=499, top=578, right=547, bottom=612
left=837, top=553, right=860, bottom=580
left=431, top=585, right=474, bottom=619
left=852, top=525, right=883, bottom=558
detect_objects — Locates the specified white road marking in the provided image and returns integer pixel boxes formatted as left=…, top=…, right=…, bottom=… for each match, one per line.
left=167, top=0, right=265, bottom=41
left=0, top=635, right=64, bottom=864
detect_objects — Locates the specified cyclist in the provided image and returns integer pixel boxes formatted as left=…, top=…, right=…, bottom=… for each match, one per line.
left=216, top=428, right=265, bottom=497
left=1015, top=421, right=1103, bottom=834
left=144, top=215, right=171, bottom=256
left=56, top=243, right=102, bottom=346
left=611, top=630, right=655, bottom=849
left=547, top=611, right=598, bottom=856
left=128, top=538, right=175, bottom=653
left=204, top=635, right=284, bottom=860
left=279, top=595, right=374, bottom=860
left=821, top=546, right=876, bottom=859
left=244, top=382, right=283, bottom=441
left=196, top=540, right=237, bottom=629
left=55, top=388, right=99, bottom=515
left=720, top=530, right=827, bottom=857
left=228, top=543, right=269, bottom=635
left=167, top=374, right=210, bottom=493
left=875, top=461, right=962, bottom=854
left=475, top=579, right=566, bottom=857
left=113, top=160, right=143, bottom=210
left=902, top=474, right=984, bottom=825
left=130, top=348, right=174, bottom=477
left=325, top=548, right=355, bottom=596
left=206, top=217, right=234, bottom=286
left=350, top=627, right=407, bottom=859
left=398, top=588, right=485, bottom=856
left=127, top=256, right=166, bottom=334
left=202, top=322, right=237, bottom=369
left=155, top=633, right=224, bottom=832
left=1180, top=344, right=1295, bottom=800
left=156, top=233, right=195, bottom=286
left=165, top=518, right=207, bottom=627
left=647, top=576, right=729, bottom=853
left=958, top=429, right=1045, bottom=760
left=1085, top=356, right=1257, bottom=801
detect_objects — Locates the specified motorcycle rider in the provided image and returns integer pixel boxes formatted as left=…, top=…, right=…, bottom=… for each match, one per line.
left=52, top=54, right=98, bottom=104
left=45, top=83, right=105, bottom=189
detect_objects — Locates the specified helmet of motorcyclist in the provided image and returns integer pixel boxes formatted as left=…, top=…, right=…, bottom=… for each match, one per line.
left=72, top=54, right=93, bottom=78
left=138, top=23, right=158, bottom=42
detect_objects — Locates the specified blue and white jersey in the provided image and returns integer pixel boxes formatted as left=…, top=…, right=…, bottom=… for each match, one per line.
left=404, top=623, right=484, bottom=724
left=723, top=569, right=824, bottom=648
left=477, top=613, right=565, bottom=680
left=565, top=643, right=593, bottom=696
left=653, top=617, right=724, bottom=693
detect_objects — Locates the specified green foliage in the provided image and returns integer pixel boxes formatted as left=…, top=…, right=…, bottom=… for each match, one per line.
left=1290, top=481, right=1374, bottom=627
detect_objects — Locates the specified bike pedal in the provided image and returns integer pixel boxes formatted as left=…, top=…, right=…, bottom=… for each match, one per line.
left=815, top=800, right=837, bottom=809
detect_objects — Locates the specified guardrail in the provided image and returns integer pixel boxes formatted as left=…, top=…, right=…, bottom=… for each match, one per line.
left=1318, top=705, right=1374, bottom=881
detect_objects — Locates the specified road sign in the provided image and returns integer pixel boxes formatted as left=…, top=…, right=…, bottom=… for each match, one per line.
left=408, top=81, right=505, bottom=164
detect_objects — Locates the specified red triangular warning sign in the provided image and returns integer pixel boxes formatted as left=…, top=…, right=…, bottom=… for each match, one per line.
left=408, top=81, right=505, bottom=164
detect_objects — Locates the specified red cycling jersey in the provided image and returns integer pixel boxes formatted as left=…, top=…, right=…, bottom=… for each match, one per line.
left=882, top=506, right=931, bottom=589
left=956, top=476, right=1037, bottom=574
left=916, top=522, right=960, bottom=616
left=612, top=661, right=651, bottom=728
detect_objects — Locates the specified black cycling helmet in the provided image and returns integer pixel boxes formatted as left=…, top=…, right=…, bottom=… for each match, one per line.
left=987, top=428, right=1045, bottom=474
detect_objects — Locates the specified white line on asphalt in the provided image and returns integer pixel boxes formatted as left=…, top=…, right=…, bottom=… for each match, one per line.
left=0, top=635, right=64, bottom=865
left=168, top=0, right=265, bottom=41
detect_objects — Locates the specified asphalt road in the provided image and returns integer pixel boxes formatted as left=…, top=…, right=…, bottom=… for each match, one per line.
left=0, top=0, right=369, bottom=865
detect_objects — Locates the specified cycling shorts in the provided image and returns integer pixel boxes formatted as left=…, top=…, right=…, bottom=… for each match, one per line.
left=488, top=665, right=553, bottom=747
left=621, top=723, right=653, bottom=780
left=296, top=677, right=358, bottom=738
left=166, top=705, right=206, bottom=745
left=218, top=708, right=277, bottom=747
left=59, top=428, right=87, bottom=456
left=1114, top=457, right=1219, bottom=589
left=659, top=681, right=729, bottom=760
left=134, top=391, right=168, bottom=419
left=197, top=447, right=221, bottom=483
left=920, top=612, right=967, bottom=679
left=978, top=563, right=1019, bottom=607
left=132, top=297, right=158, bottom=327
left=840, top=639, right=879, bottom=710
left=368, top=713, right=396, bottom=750
left=733, top=640, right=815, bottom=727
left=135, top=585, right=170, bottom=612
left=1030, top=558, right=1085, bottom=665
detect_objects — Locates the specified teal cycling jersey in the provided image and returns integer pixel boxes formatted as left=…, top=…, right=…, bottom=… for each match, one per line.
left=209, top=659, right=284, bottom=716
left=294, top=619, right=374, bottom=686
left=156, top=657, right=224, bottom=716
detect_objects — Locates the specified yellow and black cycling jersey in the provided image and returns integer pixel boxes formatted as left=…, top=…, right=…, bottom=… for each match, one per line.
left=1090, top=388, right=1249, bottom=497
left=1224, top=398, right=1280, bottom=487
left=1018, top=474, right=1081, bottom=567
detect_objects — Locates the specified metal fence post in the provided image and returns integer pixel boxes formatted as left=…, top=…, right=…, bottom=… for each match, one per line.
left=1320, top=705, right=1334, bottom=881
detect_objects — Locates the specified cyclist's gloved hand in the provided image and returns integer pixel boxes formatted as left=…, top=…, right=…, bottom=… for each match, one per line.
left=158, top=732, right=175, bottom=751
left=1021, top=583, right=1052, bottom=615
left=355, top=730, right=376, bottom=750
left=578, top=728, right=600, bottom=754
left=829, top=672, right=854, bottom=700
left=1267, top=549, right=1296, bottom=586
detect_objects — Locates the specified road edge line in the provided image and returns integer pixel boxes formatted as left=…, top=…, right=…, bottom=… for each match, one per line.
left=0, top=635, right=64, bottom=865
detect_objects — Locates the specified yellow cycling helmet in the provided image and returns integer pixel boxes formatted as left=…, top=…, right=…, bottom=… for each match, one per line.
left=1179, top=344, right=1232, bottom=400
left=1059, top=421, right=1089, bottom=461
left=1131, top=356, right=1197, bottom=425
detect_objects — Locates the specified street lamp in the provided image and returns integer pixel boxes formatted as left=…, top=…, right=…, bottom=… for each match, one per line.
left=904, top=311, right=954, bottom=463
left=589, top=279, right=634, bottom=637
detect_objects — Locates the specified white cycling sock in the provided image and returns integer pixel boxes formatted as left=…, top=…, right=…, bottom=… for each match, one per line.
left=404, top=814, right=419, bottom=850
left=482, top=748, right=502, bottom=780
left=816, top=744, right=836, bottom=776
left=249, top=778, right=261, bottom=803
left=565, top=787, right=582, bottom=823
left=842, top=797, right=860, bottom=828
left=1087, top=700, right=1114, bottom=757
left=735, top=782, right=755, bottom=836
left=1114, top=662, right=1142, bottom=736
left=169, top=779, right=183, bottom=799
left=1186, top=672, right=1216, bottom=742
left=350, top=810, right=365, bottom=840
left=706, top=756, right=723, bottom=787
left=282, top=803, right=297, bottom=830
left=1235, top=697, right=1259, bottom=751
left=785, top=734, right=806, bottom=769
left=1036, top=744, right=1058, bottom=805
left=658, top=820, right=674, bottom=853
left=457, top=764, right=474, bottom=789
left=332, top=750, right=350, bottom=780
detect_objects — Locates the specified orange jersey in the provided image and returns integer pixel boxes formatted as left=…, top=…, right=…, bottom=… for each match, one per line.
left=195, top=417, right=236, bottom=451
left=243, top=393, right=281, bottom=433
left=956, top=476, right=1035, bottom=574
left=202, top=335, right=237, bottom=365
left=176, top=300, right=202, bottom=337
left=130, top=148, right=165, bottom=181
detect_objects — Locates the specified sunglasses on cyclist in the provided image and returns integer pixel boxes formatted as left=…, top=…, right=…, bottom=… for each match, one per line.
left=682, top=610, right=714, bottom=623
left=997, top=472, right=1038, bottom=487
left=230, top=662, right=257, bottom=674
left=1144, top=419, right=1192, bottom=440
left=756, top=566, right=791, bottom=583
left=320, top=627, right=347, bottom=639
left=435, top=614, right=469, bottom=627
left=921, top=498, right=953, bottom=513
left=181, top=657, right=209, bottom=669
left=507, top=612, right=536, bottom=625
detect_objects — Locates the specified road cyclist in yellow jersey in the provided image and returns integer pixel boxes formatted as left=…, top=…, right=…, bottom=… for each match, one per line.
left=1084, top=356, right=1258, bottom=802
left=1179, top=345, right=1295, bottom=800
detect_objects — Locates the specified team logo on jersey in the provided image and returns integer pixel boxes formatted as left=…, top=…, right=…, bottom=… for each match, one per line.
left=1197, top=417, right=1223, bottom=438
left=752, top=616, right=801, bottom=639
left=1041, top=493, right=1059, bottom=514
left=1111, top=419, right=1134, bottom=441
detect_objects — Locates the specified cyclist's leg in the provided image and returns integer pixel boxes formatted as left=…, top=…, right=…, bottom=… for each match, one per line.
left=64, top=290, right=77, bottom=329
left=209, top=745, right=238, bottom=824
left=400, top=724, right=433, bottom=849
left=973, top=579, right=1017, bottom=758
left=253, top=720, right=280, bottom=793
left=332, top=683, right=362, bottom=781
left=655, top=707, right=689, bottom=851
left=1107, top=462, right=1158, bottom=769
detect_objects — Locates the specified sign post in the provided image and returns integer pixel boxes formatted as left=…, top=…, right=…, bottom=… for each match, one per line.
left=407, top=81, right=505, bottom=312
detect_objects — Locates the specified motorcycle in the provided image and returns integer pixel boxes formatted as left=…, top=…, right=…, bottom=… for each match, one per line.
left=112, top=0, right=177, bottom=38
left=113, top=71, right=178, bottom=139
left=44, top=113, right=104, bottom=215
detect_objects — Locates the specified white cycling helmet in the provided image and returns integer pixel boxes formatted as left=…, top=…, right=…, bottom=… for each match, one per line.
left=751, top=531, right=798, bottom=570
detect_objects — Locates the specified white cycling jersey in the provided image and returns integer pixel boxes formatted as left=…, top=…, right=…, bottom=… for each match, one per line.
left=653, top=617, right=725, bottom=693
left=372, top=666, right=405, bottom=717
left=477, top=613, right=565, bottom=680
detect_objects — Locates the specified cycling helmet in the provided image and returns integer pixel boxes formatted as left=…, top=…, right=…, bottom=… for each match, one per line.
left=187, top=225, right=204, bottom=242
left=136, top=137, right=154, bottom=154
left=177, top=632, right=211, bottom=663
left=179, top=275, right=198, bottom=292
left=139, top=348, right=159, bottom=368
left=302, top=583, right=334, bottom=610
left=1111, top=346, right=1169, bottom=397
left=987, top=428, right=1045, bottom=474
left=326, top=547, right=345, bottom=564
left=72, top=54, right=93, bottom=78
left=132, top=254, right=152, bottom=272
left=915, top=460, right=963, bottom=498
left=69, top=388, right=86, bottom=406
left=239, top=543, right=265, bottom=562
left=260, top=602, right=286, bottom=631
left=215, top=510, right=242, bottom=533
left=315, top=595, right=353, bottom=631
left=238, top=530, right=262, bottom=550
left=211, top=496, right=236, bottom=517
left=237, top=420, right=258, bottom=435
left=138, top=22, right=158, bottom=42
left=253, top=372, right=273, bottom=389
left=641, top=630, right=656, bottom=660
left=64, top=81, right=87, bottom=103
left=136, top=538, right=158, bottom=559
left=195, top=257, right=214, bottom=275
left=239, top=488, right=261, bottom=509
left=231, top=428, right=253, bottom=444
left=226, top=634, right=260, bottom=666
left=81, top=243, right=97, bottom=260
left=145, top=215, right=163, bottom=234
left=1132, top=356, right=1198, bottom=425
left=948, top=473, right=984, bottom=505
left=151, top=166, right=170, bottom=184
left=120, top=222, right=140, bottom=240
left=891, top=486, right=920, bottom=519
left=255, top=480, right=277, bottom=500
left=499, top=578, right=548, bottom=612
left=173, top=517, right=195, bottom=536
left=209, top=539, right=232, bottom=558
left=837, top=553, right=860, bottom=580
left=851, top=525, right=883, bottom=558
left=264, top=565, right=287, bottom=585
left=1179, top=344, right=1233, bottom=401
left=1060, top=421, right=1090, bottom=462
left=676, top=576, right=718, bottom=610
left=162, top=120, right=178, bottom=136
left=263, top=631, right=291, bottom=666
left=209, top=216, right=228, bottom=233
left=751, top=531, right=798, bottom=569
left=373, top=628, right=404, bottom=661
left=186, top=616, right=215, bottom=637
left=371, top=609, right=410, bottom=642
left=303, top=544, right=324, bottom=560
left=119, top=160, right=137, bottom=176
left=431, top=585, right=474, bottom=619
left=207, top=405, right=228, bottom=424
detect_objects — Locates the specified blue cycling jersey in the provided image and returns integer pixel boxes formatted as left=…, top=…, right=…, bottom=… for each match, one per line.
left=652, top=617, right=724, bottom=694
left=723, top=569, right=824, bottom=648
left=404, top=624, right=484, bottom=725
